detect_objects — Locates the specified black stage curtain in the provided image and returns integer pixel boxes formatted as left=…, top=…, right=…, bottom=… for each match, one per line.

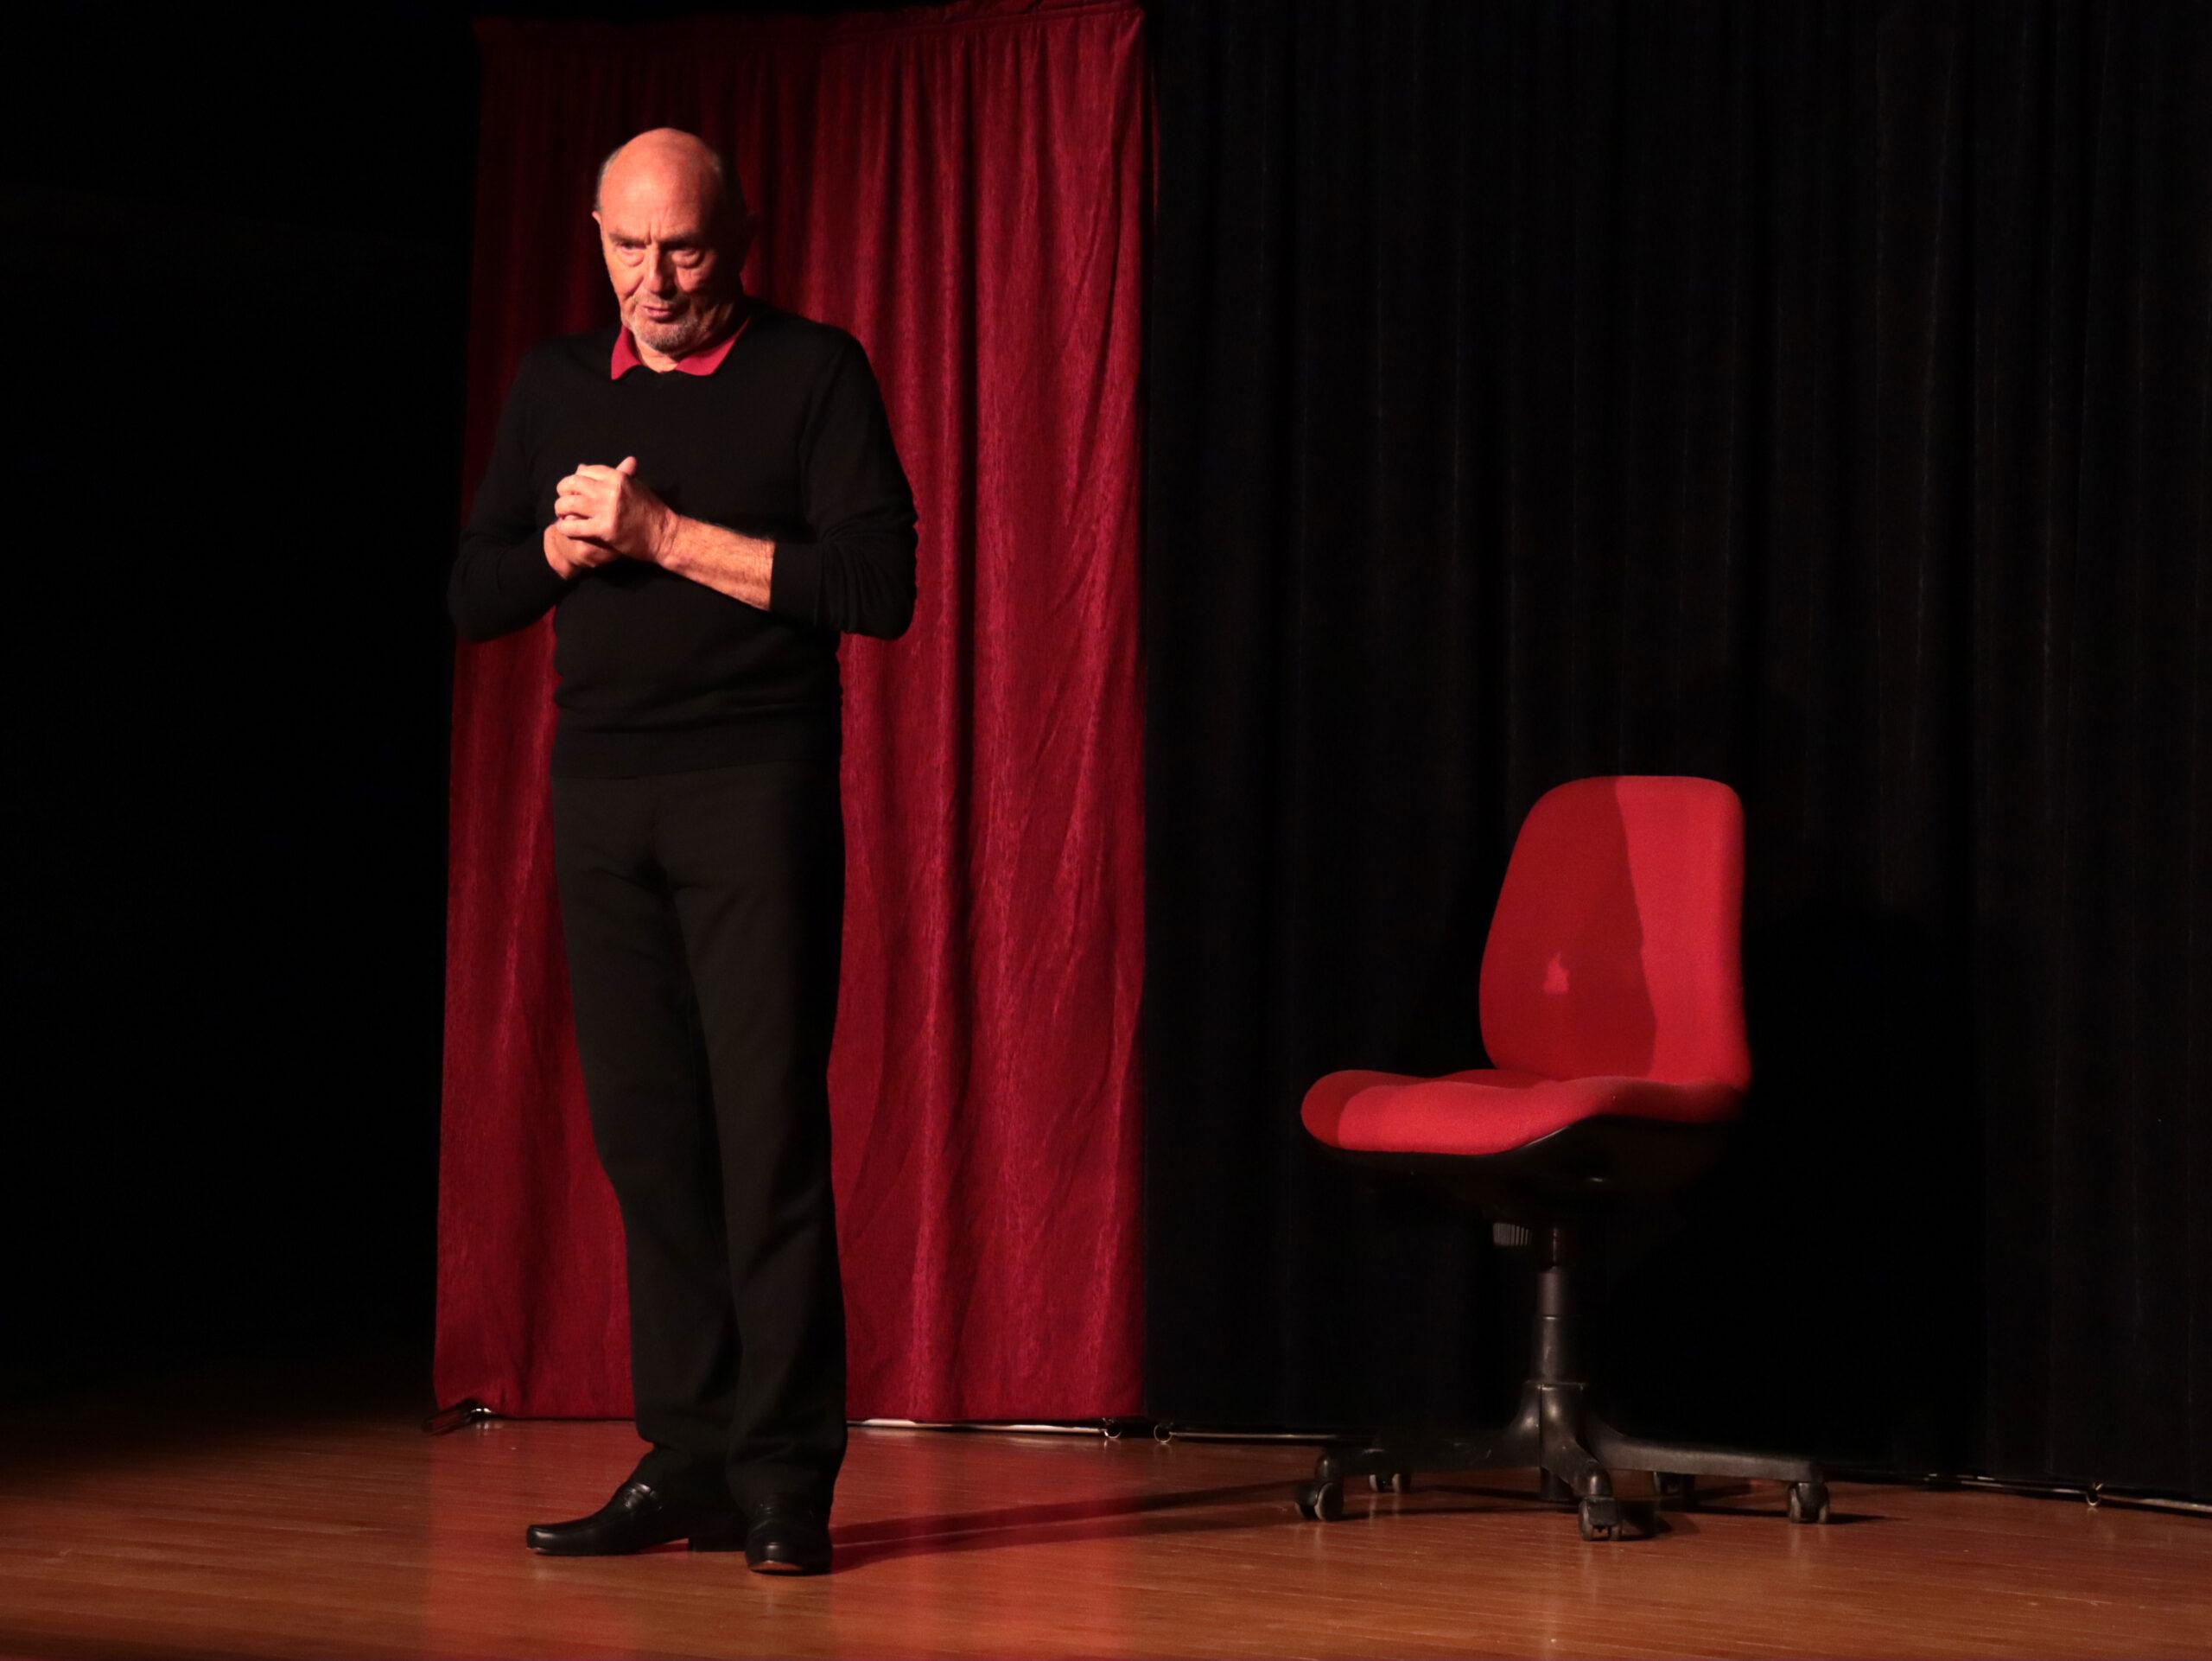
left=1142, top=0, right=2209, bottom=1495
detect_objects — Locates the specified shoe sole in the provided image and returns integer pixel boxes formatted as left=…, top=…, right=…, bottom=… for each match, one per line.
left=527, top=1518, right=742, bottom=1556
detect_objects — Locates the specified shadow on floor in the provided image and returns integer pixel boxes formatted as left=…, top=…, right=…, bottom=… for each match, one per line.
left=829, top=1474, right=1881, bottom=1565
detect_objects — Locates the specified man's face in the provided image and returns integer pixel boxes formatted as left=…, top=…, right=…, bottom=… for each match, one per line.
left=593, top=162, right=736, bottom=358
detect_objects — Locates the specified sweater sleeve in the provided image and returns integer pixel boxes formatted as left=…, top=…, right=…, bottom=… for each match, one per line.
left=765, top=334, right=919, bottom=640
left=448, top=352, right=578, bottom=642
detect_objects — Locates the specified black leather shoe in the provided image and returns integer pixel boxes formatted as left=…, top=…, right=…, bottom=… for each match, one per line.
left=741, top=1495, right=833, bottom=1575
left=524, top=1479, right=743, bottom=1556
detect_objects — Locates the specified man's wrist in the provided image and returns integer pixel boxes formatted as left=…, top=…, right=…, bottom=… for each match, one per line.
left=651, top=509, right=690, bottom=571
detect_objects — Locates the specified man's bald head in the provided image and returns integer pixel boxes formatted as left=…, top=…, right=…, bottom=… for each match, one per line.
left=595, top=129, right=748, bottom=234
left=591, top=127, right=754, bottom=364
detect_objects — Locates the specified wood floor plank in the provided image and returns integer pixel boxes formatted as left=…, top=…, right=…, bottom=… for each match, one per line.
left=2, top=1364, right=2206, bottom=1659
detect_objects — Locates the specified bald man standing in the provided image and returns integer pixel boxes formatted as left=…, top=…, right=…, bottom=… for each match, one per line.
left=449, top=129, right=917, bottom=1575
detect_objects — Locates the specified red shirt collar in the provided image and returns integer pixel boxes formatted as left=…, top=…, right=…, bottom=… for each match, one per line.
left=609, top=304, right=753, bottom=379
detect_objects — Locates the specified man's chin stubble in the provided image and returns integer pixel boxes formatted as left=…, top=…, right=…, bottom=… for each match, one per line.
left=633, top=313, right=706, bottom=354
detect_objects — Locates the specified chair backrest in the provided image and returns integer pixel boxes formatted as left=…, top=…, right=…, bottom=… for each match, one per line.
left=1478, top=776, right=1751, bottom=1089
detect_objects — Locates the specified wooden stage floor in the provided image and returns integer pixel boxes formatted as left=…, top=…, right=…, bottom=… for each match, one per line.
left=2, top=1357, right=2207, bottom=1660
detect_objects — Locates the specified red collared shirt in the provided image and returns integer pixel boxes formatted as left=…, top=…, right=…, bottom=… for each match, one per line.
left=609, top=305, right=753, bottom=379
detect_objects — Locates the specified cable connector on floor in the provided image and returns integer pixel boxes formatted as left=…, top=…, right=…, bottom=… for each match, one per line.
left=422, top=1399, right=496, bottom=1435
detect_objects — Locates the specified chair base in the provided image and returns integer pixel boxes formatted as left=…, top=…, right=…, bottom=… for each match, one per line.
left=1292, top=1223, right=1829, bottom=1540
left=1295, top=1382, right=1829, bottom=1538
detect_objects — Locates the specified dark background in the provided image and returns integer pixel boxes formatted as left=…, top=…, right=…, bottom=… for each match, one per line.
left=3, top=9, right=478, bottom=1395
left=1143, top=0, right=2209, bottom=1498
left=7, top=0, right=2204, bottom=1500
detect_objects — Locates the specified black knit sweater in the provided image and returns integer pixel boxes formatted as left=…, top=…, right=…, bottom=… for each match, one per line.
left=448, top=305, right=918, bottom=776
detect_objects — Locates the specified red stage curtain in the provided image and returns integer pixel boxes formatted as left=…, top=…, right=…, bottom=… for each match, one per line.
left=436, top=0, right=1147, bottom=1422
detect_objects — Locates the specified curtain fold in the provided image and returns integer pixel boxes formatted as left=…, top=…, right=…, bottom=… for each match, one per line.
left=439, top=0, right=1147, bottom=1422
left=1143, top=0, right=2209, bottom=1493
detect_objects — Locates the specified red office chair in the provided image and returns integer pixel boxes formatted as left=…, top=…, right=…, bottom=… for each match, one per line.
left=1294, top=775, right=1827, bottom=1540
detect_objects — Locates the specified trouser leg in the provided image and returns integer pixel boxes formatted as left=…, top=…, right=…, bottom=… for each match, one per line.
left=654, top=757, right=849, bottom=1511
left=550, top=773, right=736, bottom=1504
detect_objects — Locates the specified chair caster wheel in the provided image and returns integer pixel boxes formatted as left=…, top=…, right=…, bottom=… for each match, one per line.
left=1578, top=1497, right=1623, bottom=1541
left=1369, top=1470, right=1410, bottom=1493
left=1652, top=1471, right=1694, bottom=1502
left=1295, top=1480, right=1344, bottom=1521
left=1787, top=1480, right=1831, bottom=1524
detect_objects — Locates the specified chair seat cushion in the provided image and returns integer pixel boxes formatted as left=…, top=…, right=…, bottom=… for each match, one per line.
left=1300, top=1066, right=1744, bottom=1158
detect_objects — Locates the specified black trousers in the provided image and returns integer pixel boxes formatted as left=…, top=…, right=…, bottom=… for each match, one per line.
left=550, top=755, right=847, bottom=1511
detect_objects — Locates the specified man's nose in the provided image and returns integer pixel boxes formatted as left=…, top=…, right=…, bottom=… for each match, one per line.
left=645, top=247, right=676, bottom=290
